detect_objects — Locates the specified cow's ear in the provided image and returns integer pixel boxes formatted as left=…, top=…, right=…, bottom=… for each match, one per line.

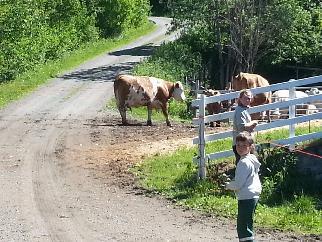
left=242, top=76, right=248, bottom=86
left=175, top=82, right=179, bottom=88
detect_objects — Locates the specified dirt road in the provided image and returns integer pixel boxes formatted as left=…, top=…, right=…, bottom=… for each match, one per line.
left=0, top=17, right=311, bottom=242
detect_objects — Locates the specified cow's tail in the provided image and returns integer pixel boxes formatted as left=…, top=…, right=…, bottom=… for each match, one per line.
left=114, top=70, right=122, bottom=81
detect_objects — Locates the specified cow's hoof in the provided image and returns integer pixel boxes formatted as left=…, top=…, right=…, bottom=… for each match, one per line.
left=167, top=123, right=172, bottom=127
left=147, top=121, right=152, bottom=126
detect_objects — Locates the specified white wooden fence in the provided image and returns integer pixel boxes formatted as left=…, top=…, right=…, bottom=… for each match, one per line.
left=191, top=75, right=322, bottom=179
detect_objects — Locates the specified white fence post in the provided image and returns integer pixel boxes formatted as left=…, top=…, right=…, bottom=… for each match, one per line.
left=198, top=94, right=206, bottom=179
left=289, top=83, right=296, bottom=150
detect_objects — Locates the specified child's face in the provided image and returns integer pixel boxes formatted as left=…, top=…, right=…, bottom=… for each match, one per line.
left=239, top=93, right=252, bottom=107
left=236, top=140, right=251, bottom=156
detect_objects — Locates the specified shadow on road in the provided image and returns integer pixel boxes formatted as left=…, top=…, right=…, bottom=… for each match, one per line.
left=83, top=122, right=145, bottom=127
left=59, top=62, right=136, bottom=82
left=109, top=44, right=156, bottom=57
left=59, top=44, right=157, bottom=83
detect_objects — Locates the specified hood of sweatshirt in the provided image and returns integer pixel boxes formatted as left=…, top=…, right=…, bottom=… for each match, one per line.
left=245, top=153, right=261, bottom=172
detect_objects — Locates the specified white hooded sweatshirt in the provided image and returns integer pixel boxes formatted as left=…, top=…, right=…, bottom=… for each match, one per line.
left=226, top=154, right=262, bottom=200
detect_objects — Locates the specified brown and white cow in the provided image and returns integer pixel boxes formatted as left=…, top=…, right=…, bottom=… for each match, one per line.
left=232, top=72, right=271, bottom=121
left=114, top=74, right=186, bottom=126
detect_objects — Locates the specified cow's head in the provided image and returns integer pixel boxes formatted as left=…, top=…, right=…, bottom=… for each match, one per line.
left=232, top=72, right=248, bottom=91
left=172, top=81, right=186, bottom=101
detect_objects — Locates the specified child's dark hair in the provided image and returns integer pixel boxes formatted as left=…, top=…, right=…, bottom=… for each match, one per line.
left=237, top=89, right=253, bottom=106
left=236, top=131, right=256, bottom=154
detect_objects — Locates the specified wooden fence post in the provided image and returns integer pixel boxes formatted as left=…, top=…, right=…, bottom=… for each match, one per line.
left=198, top=94, right=206, bottom=179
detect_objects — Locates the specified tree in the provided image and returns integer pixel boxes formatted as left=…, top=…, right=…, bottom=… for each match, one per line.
left=167, top=0, right=322, bottom=88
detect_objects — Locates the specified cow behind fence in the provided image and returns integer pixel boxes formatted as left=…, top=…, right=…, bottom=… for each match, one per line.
left=191, top=75, right=322, bottom=179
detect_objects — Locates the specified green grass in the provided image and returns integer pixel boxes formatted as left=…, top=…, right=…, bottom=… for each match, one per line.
left=134, top=125, right=322, bottom=235
left=0, top=21, right=156, bottom=109
left=107, top=97, right=192, bottom=124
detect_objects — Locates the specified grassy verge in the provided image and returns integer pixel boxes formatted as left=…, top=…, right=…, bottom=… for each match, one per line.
left=0, top=21, right=156, bottom=109
left=134, top=124, right=322, bottom=235
left=107, top=98, right=191, bottom=124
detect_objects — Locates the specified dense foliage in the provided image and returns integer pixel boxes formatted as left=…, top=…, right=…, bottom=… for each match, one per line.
left=150, top=0, right=322, bottom=88
left=0, top=0, right=150, bottom=82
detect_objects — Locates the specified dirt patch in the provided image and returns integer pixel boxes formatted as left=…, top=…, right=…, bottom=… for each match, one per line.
left=68, top=115, right=201, bottom=188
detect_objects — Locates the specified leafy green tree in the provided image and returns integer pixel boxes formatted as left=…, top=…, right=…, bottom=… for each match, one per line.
left=96, top=0, right=150, bottom=37
left=166, top=0, right=322, bottom=88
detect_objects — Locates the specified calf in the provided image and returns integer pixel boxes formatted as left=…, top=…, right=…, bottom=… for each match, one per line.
left=305, top=87, right=322, bottom=111
left=203, top=89, right=223, bottom=127
left=271, top=90, right=317, bottom=118
left=114, top=74, right=186, bottom=126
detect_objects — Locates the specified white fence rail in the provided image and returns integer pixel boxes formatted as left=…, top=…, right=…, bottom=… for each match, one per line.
left=192, top=75, right=322, bottom=179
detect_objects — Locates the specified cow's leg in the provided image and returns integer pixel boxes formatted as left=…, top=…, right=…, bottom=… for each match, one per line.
left=208, top=111, right=215, bottom=127
left=266, top=109, right=271, bottom=123
left=119, top=106, right=128, bottom=125
left=117, top=100, right=128, bottom=125
left=161, top=103, right=171, bottom=126
left=147, top=104, right=153, bottom=126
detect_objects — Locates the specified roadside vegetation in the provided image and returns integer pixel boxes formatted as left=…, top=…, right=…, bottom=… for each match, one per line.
left=134, top=125, right=322, bottom=235
left=0, top=22, right=155, bottom=108
left=146, top=0, right=322, bottom=89
left=0, top=0, right=152, bottom=108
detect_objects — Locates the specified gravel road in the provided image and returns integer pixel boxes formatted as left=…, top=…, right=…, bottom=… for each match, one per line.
left=0, top=17, right=314, bottom=242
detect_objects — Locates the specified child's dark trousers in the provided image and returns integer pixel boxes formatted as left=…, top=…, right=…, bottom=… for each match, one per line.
left=237, top=198, right=258, bottom=242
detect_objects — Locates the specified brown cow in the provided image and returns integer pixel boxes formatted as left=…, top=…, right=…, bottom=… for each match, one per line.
left=114, top=74, right=186, bottom=126
left=232, top=72, right=271, bottom=121
left=203, top=89, right=223, bottom=127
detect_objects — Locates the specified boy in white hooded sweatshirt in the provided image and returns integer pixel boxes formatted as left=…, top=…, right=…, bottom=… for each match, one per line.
left=226, top=131, right=262, bottom=242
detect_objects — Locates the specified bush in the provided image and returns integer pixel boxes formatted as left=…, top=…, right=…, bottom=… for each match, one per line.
left=0, top=0, right=151, bottom=83
left=96, top=0, right=150, bottom=37
left=258, top=146, right=321, bottom=205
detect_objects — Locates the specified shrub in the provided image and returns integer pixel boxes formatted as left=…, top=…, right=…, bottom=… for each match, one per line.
left=96, top=0, right=150, bottom=37
left=258, top=146, right=321, bottom=205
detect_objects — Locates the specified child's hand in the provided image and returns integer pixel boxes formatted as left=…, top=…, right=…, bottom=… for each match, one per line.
left=225, top=181, right=231, bottom=188
left=222, top=173, right=231, bottom=182
left=250, top=121, right=258, bottom=129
